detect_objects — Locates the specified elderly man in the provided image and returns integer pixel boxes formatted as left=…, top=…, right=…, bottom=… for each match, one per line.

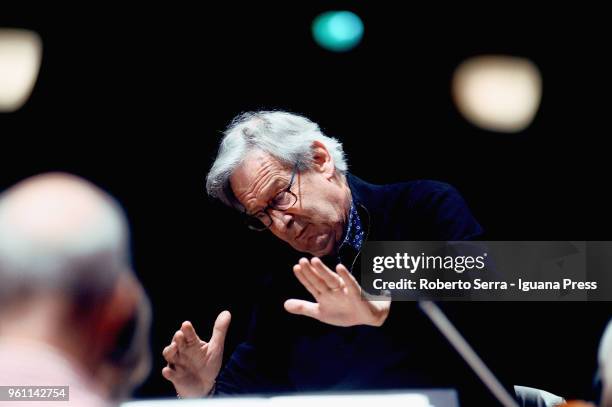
left=163, top=111, right=491, bottom=402
left=0, top=173, right=151, bottom=406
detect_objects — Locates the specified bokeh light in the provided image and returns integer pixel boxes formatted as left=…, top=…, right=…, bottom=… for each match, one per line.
left=312, top=11, right=364, bottom=52
left=0, top=28, right=42, bottom=112
left=452, top=55, right=542, bottom=133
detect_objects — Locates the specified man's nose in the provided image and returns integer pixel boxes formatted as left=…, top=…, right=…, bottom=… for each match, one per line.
left=269, top=209, right=294, bottom=231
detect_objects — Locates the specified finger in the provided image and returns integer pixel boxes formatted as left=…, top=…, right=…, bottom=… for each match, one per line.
left=172, top=329, right=182, bottom=343
left=311, top=257, right=343, bottom=289
left=293, top=264, right=320, bottom=298
left=162, top=366, right=178, bottom=382
left=181, top=321, right=199, bottom=344
left=298, top=258, right=327, bottom=293
left=174, top=330, right=187, bottom=351
left=284, top=299, right=321, bottom=320
left=336, top=263, right=360, bottom=294
left=162, top=342, right=178, bottom=363
left=210, top=310, right=231, bottom=348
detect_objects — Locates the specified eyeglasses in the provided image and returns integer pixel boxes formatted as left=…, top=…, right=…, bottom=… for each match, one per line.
left=244, top=163, right=299, bottom=231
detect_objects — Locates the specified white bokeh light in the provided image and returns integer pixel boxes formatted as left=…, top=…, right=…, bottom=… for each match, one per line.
left=452, top=55, right=542, bottom=133
left=0, top=28, right=43, bottom=112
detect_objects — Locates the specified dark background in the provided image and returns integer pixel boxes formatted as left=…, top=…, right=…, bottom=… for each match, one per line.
left=1, top=4, right=610, bottom=402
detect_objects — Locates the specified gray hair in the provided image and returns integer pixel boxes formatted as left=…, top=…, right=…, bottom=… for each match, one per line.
left=206, top=111, right=348, bottom=207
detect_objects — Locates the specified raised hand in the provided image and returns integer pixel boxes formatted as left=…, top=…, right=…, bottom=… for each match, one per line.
left=284, top=257, right=390, bottom=327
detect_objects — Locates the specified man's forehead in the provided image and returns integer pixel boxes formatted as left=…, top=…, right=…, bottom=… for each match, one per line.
left=229, top=150, right=287, bottom=199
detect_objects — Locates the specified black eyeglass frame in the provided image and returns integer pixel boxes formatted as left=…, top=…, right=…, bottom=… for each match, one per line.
left=243, top=163, right=299, bottom=231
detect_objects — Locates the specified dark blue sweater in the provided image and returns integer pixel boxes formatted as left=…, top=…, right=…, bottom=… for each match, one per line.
left=216, top=175, right=502, bottom=405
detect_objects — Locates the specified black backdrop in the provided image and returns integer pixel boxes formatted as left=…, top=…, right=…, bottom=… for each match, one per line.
left=1, top=4, right=610, bottom=402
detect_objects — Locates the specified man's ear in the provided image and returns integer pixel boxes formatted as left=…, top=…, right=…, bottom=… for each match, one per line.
left=311, top=140, right=335, bottom=179
left=94, top=273, right=140, bottom=359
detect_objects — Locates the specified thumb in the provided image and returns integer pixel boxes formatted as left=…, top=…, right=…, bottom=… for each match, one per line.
left=284, top=299, right=320, bottom=319
left=210, top=310, right=231, bottom=347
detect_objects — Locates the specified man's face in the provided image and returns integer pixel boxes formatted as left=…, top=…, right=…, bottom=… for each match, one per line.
left=230, top=149, right=349, bottom=257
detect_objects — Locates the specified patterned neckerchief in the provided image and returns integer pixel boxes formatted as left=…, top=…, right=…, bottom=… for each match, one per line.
left=339, top=201, right=365, bottom=253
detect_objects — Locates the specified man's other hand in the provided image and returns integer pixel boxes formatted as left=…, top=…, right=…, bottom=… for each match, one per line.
left=161, top=311, right=231, bottom=398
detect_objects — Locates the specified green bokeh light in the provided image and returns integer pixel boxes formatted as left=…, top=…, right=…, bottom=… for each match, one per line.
left=312, top=11, right=364, bottom=52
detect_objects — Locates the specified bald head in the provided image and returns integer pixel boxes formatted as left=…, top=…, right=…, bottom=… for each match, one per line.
left=0, top=173, right=151, bottom=401
left=0, top=172, right=129, bottom=305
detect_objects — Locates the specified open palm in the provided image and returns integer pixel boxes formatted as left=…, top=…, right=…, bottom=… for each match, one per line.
left=284, top=257, right=390, bottom=327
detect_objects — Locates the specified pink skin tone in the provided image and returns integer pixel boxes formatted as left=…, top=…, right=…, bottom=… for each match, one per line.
left=230, top=142, right=351, bottom=257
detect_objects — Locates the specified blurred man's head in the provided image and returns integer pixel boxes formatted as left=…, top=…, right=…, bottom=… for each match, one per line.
left=599, top=320, right=612, bottom=407
left=206, top=111, right=352, bottom=256
left=0, top=172, right=151, bottom=401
